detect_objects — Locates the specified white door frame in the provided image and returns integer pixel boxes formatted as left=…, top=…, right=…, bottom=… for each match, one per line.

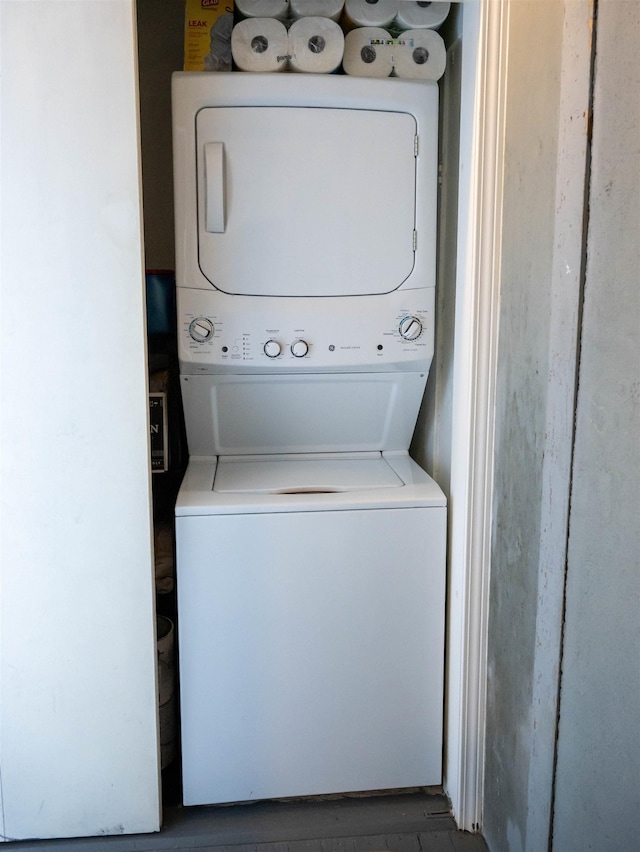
left=443, top=0, right=509, bottom=832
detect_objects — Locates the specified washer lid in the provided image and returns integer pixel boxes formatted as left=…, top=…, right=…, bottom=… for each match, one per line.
left=195, top=106, right=417, bottom=297
left=213, top=453, right=404, bottom=494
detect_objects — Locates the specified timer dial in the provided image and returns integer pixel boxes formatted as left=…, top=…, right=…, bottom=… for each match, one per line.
left=264, top=339, right=282, bottom=358
left=189, top=317, right=214, bottom=342
left=399, top=315, right=423, bottom=341
left=291, top=339, right=309, bottom=358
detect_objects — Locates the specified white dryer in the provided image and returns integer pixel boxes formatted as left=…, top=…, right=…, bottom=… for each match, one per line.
left=172, top=73, right=447, bottom=807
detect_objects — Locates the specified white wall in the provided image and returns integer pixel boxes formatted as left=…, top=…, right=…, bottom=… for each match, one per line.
left=410, top=3, right=489, bottom=824
left=0, top=0, right=160, bottom=840
left=552, top=3, right=640, bottom=848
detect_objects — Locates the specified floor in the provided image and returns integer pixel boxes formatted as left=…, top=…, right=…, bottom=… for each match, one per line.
left=5, top=790, right=489, bottom=852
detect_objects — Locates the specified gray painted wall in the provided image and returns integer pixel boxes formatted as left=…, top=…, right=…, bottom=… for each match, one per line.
left=483, top=1, right=592, bottom=850
left=552, top=3, right=640, bottom=849
left=484, top=1, right=639, bottom=850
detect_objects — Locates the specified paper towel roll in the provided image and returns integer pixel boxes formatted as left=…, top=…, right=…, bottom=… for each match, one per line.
left=394, top=1, right=451, bottom=31
left=289, top=17, right=345, bottom=73
left=231, top=18, right=290, bottom=72
left=343, top=0, right=397, bottom=30
left=343, top=27, right=393, bottom=77
left=235, top=0, right=290, bottom=21
left=391, top=28, right=446, bottom=80
left=290, top=0, right=344, bottom=21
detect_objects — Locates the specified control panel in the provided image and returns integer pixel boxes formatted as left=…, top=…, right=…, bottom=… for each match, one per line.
left=178, top=288, right=434, bottom=375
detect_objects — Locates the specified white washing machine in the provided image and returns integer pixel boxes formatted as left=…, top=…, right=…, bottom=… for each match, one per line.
left=172, top=73, right=447, bottom=806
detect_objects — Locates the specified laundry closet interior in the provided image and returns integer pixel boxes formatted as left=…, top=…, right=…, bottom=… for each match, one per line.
left=137, top=0, right=466, bottom=814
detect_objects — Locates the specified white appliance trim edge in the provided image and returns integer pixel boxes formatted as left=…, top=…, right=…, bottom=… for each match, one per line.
left=443, top=0, right=507, bottom=833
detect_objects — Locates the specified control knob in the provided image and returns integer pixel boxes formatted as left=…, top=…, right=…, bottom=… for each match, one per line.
left=264, top=339, right=282, bottom=358
left=189, top=317, right=214, bottom=342
left=291, top=339, right=309, bottom=358
left=399, top=315, right=423, bottom=341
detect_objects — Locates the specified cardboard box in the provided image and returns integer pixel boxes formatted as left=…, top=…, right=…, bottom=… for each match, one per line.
left=184, top=0, right=234, bottom=72
left=149, top=393, right=169, bottom=473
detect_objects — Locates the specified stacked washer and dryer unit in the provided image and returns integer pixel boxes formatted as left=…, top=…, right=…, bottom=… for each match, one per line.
left=172, top=72, right=446, bottom=807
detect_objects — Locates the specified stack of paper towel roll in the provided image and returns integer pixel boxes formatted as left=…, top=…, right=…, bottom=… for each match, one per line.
left=235, top=0, right=290, bottom=21
left=233, top=0, right=450, bottom=30
left=232, top=16, right=345, bottom=73
left=342, top=1, right=450, bottom=32
left=232, top=1, right=346, bottom=73
left=342, top=0, right=448, bottom=81
left=342, top=26, right=446, bottom=80
left=229, top=0, right=449, bottom=79
left=235, top=0, right=345, bottom=22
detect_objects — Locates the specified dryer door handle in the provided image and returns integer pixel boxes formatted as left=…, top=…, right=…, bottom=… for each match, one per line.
left=204, top=142, right=225, bottom=233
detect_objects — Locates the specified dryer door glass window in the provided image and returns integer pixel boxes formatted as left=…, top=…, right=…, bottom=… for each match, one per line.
left=195, top=107, right=417, bottom=297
